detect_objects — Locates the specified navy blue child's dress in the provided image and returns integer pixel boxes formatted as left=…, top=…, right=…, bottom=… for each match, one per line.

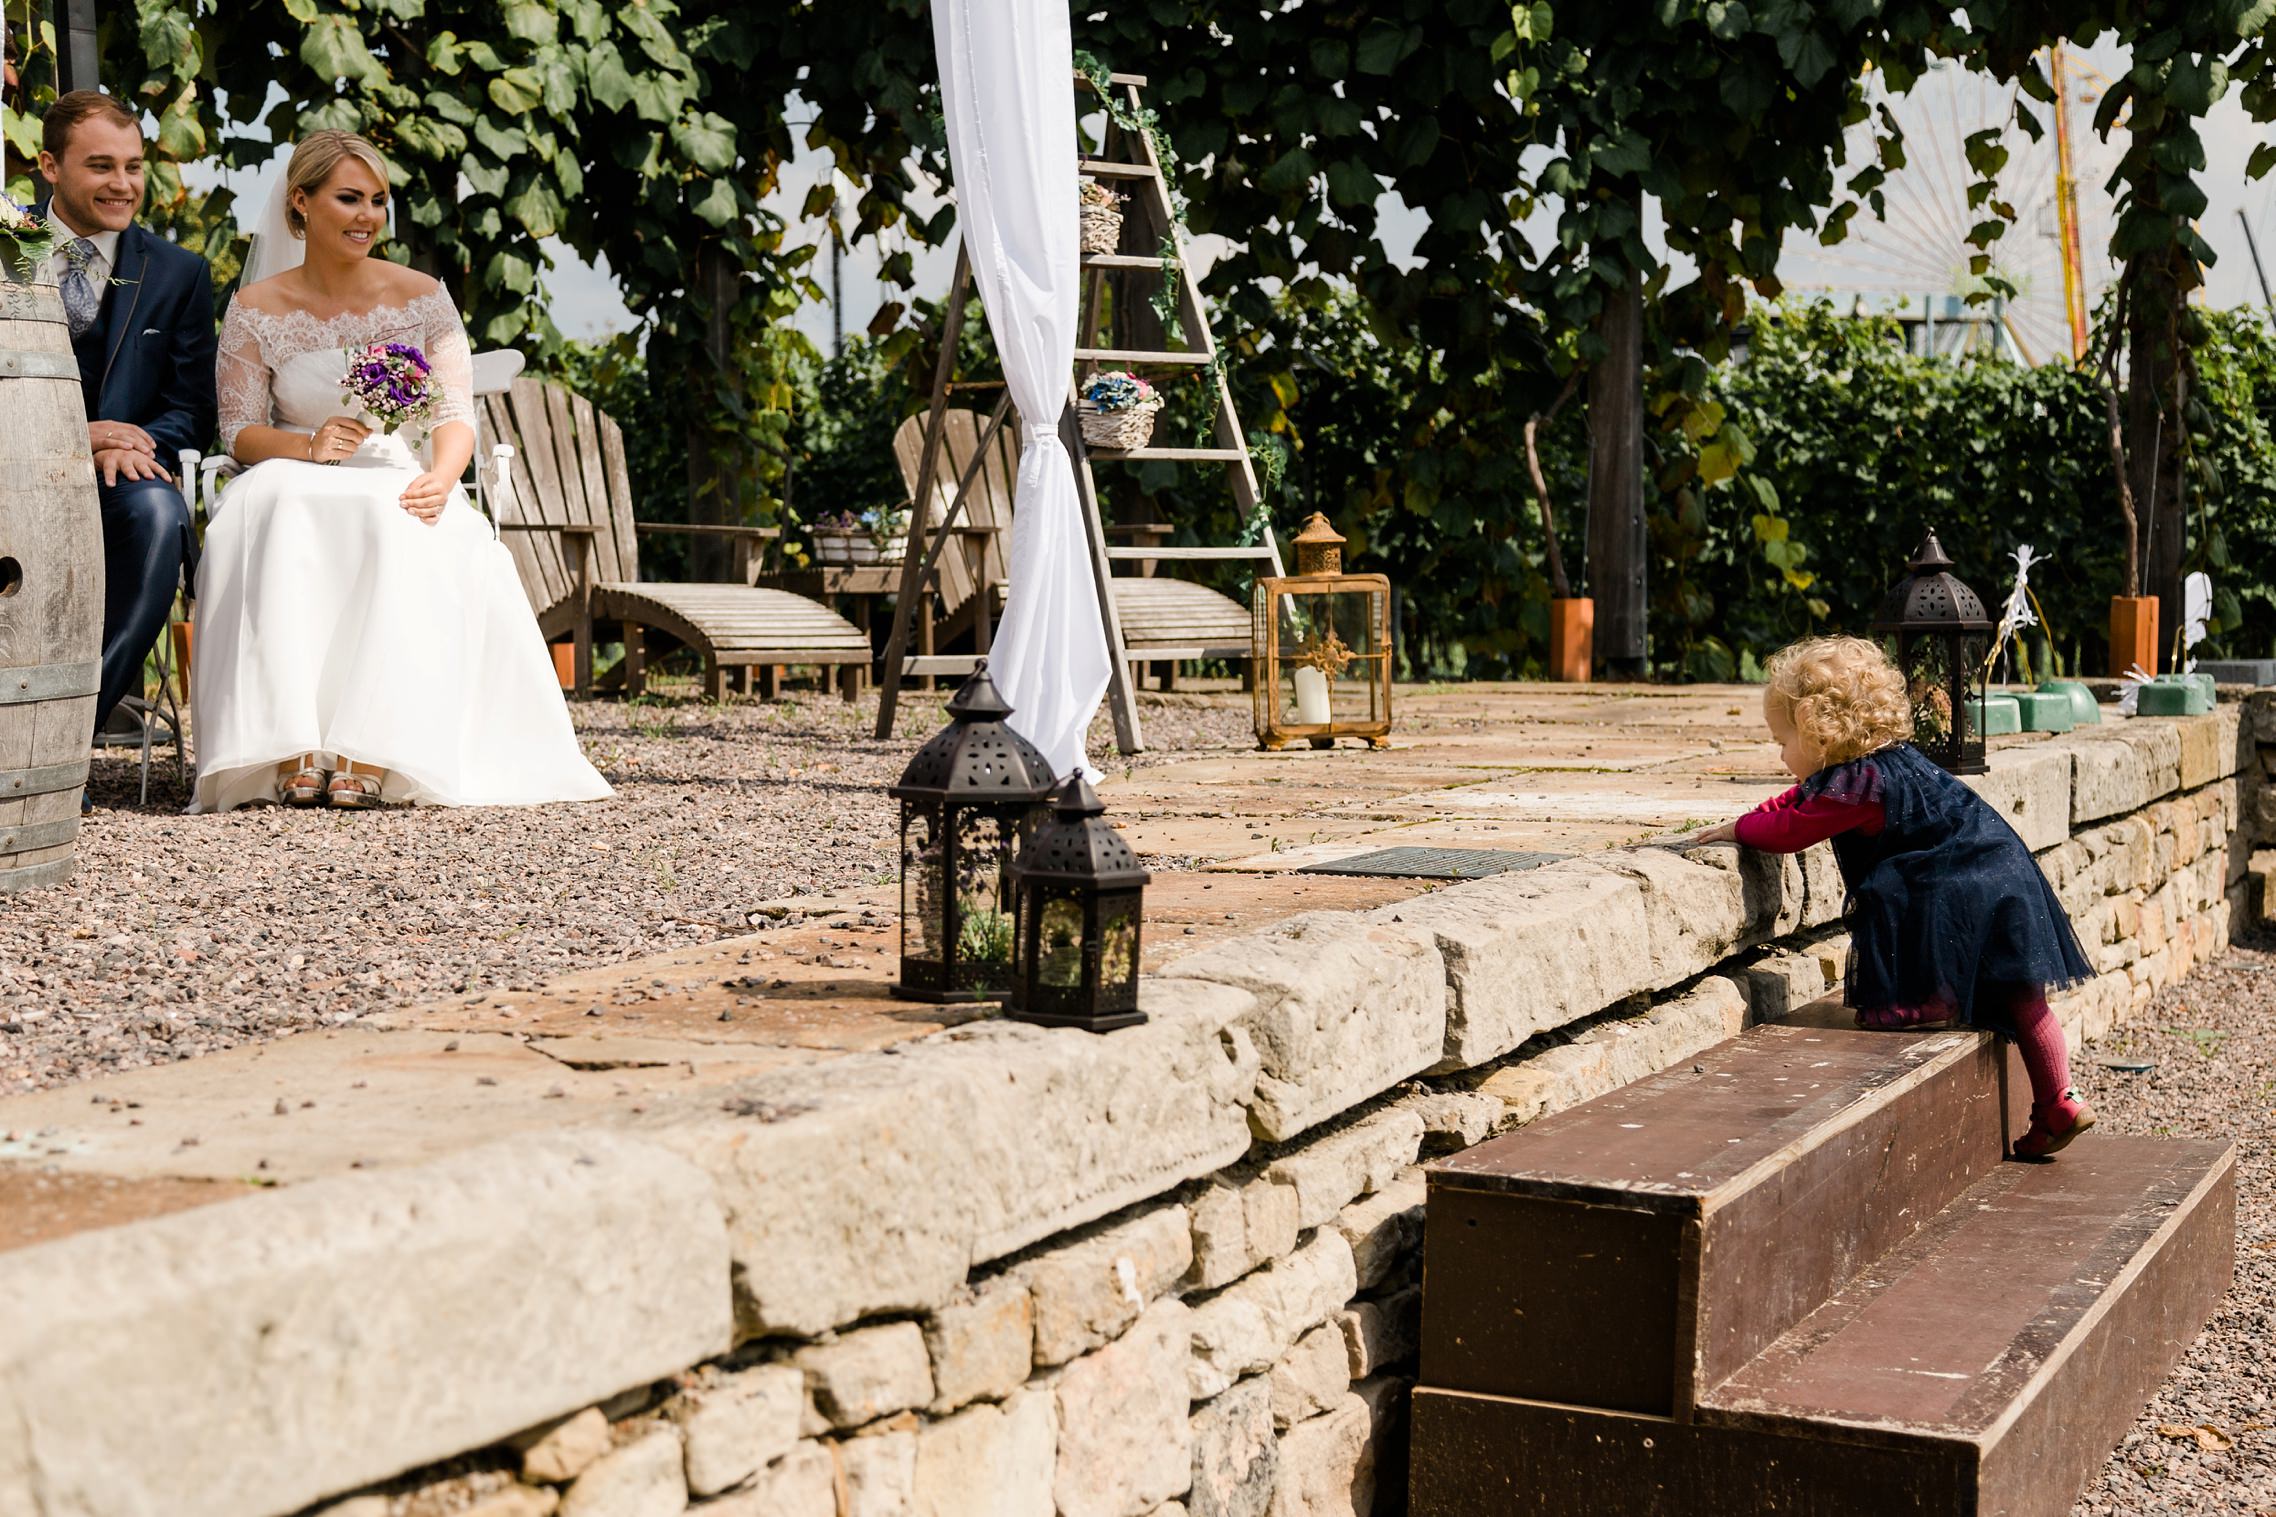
left=1801, top=742, right=2093, bottom=1033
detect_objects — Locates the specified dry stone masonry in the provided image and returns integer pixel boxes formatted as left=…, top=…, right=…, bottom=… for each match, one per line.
left=10, top=700, right=2272, bottom=1517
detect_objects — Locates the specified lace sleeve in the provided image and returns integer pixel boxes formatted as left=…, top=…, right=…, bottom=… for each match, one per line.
left=216, top=298, right=272, bottom=459
left=420, top=286, right=475, bottom=431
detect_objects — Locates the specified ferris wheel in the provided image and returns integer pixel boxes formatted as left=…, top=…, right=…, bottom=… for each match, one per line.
left=1775, top=49, right=2126, bottom=366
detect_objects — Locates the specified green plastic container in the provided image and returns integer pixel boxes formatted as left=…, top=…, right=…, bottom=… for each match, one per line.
left=1970, top=693, right=2023, bottom=736
left=2037, top=679, right=2101, bottom=726
left=2139, top=673, right=2214, bottom=717
left=2137, top=682, right=2196, bottom=717
left=2011, top=690, right=2074, bottom=733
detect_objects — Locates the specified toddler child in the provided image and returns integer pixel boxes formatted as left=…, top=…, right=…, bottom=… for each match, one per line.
left=1690, top=636, right=2098, bottom=1158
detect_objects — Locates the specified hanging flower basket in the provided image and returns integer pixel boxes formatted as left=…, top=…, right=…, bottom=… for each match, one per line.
left=1078, top=181, right=1124, bottom=255
left=1077, top=370, right=1162, bottom=450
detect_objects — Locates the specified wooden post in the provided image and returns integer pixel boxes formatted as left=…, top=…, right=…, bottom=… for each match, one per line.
left=1587, top=269, right=1647, bottom=680
left=682, top=243, right=741, bottom=584
left=55, top=0, right=101, bottom=94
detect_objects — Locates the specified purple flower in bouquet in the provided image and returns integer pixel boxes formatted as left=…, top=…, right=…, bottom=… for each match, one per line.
left=340, top=340, right=437, bottom=435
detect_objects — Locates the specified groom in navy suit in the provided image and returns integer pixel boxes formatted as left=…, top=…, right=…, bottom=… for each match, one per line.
left=37, top=91, right=216, bottom=735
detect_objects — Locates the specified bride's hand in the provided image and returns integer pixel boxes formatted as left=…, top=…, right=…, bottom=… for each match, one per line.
left=400, top=469, right=453, bottom=524
left=310, top=416, right=371, bottom=464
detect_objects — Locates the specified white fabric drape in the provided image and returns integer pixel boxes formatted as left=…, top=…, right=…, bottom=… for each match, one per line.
left=933, top=0, right=1108, bottom=780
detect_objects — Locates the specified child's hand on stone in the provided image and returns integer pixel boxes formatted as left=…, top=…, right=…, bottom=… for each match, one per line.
left=1686, top=821, right=1741, bottom=846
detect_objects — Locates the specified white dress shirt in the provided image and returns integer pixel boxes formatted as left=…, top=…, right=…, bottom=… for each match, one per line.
left=41, top=208, right=120, bottom=314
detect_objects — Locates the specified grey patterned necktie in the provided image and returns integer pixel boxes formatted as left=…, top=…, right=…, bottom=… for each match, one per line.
left=60, top=238, right=100, bottom=338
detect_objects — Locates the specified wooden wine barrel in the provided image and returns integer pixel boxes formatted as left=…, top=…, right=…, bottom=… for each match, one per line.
left=0, top=279, right=103, bottom=892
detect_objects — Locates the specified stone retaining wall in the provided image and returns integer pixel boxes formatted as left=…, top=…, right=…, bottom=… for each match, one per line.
left=11, top=704, right=2270, bottom=1517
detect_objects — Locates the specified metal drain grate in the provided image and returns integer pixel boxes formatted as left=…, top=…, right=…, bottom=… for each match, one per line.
left=1298, top=846, right=1569, bottom=881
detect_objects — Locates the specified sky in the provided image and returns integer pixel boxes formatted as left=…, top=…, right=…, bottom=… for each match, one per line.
left=186, top=39, right=2275, bottom=358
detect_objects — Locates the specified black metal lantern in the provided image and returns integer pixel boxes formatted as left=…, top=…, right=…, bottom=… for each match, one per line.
left=890, top=664, right=1057, bottom=1002
left=1870, top=531, right=1992, bottom=775
left=1008, top=775, right=1150, bottom=1032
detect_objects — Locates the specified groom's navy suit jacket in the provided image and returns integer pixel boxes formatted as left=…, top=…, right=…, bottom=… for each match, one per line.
left=40, top=214, right=218, bottom=728
left=67, top=221, right=218, bottom=460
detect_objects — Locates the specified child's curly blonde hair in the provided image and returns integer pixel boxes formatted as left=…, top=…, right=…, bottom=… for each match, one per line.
left=1763, top=636, right=1915, bottom=765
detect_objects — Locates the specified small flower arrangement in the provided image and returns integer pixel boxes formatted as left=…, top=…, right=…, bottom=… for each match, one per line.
left=0, top=194, right=56, bottom=284
left=340, top=340, right=435, bottom=434
left=1078, top=181, right=1122, bottom=209
left=1080, top=371, right=1156, bottom=414
left=809, top=505, right=909, bottom=565
left=1077, top=370, right=1163, bottom=449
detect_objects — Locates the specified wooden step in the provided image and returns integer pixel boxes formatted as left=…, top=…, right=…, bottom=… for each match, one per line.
left=1411, top=1137, right=2236, bottom=1517
left=1421, top=1024, right=2016, bottom=1416
left=1081, top=254, right=1171, bottom=271
left=1078, top=159, right=1158, bottom=179
left=1108, top=547, right=1273, bottom=562
left=1074, top=347, right=1212, bottom=366
left=1086, top=447, right=1247, bottom=462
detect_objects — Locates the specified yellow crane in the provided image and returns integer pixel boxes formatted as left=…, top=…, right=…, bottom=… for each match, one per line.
left=2050, top=45, right=2092, bottom=363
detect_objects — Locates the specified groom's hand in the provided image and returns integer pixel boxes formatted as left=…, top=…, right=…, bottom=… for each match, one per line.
left=88, top=421, right=158, bottom=458
left=94, top=447, right=173, bottom=487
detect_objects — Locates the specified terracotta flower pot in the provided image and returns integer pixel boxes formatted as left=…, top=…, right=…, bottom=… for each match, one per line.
left=170, top=621, right=192, bottom=687
left=2109, top=595, right=2159, bottom=678
left=1548, top=597, right=1593, bottom=683
left=550, top=641, right=575, bottom=691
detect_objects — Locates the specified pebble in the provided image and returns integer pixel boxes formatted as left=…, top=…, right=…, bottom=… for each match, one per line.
left=2075, top=942, right=2276, bottom=1514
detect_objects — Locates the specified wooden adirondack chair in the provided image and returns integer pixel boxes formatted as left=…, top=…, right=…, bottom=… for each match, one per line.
left=481, top=379, right=872, bottom=700
left=892, top=408, right=1013, bottom=631
left=888, top=409, right=1252, bottom=688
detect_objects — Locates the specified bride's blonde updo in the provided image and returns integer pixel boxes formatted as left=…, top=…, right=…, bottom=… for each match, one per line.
left=284, top=130, right=390, bottom=238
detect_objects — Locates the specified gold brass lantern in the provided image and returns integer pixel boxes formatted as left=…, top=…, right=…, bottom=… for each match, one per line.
left=1251, top=514, right=1393, bottom=750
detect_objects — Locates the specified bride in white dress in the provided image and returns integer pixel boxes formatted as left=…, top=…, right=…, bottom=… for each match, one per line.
left=193, top=130, right=610, bottom=812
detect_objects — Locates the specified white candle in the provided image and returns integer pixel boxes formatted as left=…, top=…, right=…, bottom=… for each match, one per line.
left=1293, top=666, right=1332, bottom=727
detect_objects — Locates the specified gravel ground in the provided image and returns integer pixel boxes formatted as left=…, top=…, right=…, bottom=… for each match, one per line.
left=0, top=684, right=1254, bottom=1096
left=2077, top=937, right=2276, bottom=1516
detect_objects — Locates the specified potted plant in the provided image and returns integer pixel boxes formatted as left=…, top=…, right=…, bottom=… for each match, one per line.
left=870, top=505, right=909, bottom=565
left=1078, top=180, right=1123, bottom=256
left=1077, top=370, right=1162, bottom=451
left=809, top=507, right=909, bottom=566
left=810, top=509, right=870, bottom=565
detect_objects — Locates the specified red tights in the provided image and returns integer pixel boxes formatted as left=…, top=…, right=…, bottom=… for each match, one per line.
left=2005, top=989, right=2075, bottom=1111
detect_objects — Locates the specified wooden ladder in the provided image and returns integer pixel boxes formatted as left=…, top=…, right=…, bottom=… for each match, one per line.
left=874, top=67, right=1285, bottom=754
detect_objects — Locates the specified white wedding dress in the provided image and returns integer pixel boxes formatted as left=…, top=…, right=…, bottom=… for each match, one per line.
left=192, top=285, right=611, bottom=811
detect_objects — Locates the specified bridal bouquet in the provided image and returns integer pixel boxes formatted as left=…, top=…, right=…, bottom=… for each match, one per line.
left=341, top=340, right=436, bottom=434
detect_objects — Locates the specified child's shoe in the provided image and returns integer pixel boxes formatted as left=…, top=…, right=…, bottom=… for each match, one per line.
left=2014, top=1090, right=2095, bottom=1159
